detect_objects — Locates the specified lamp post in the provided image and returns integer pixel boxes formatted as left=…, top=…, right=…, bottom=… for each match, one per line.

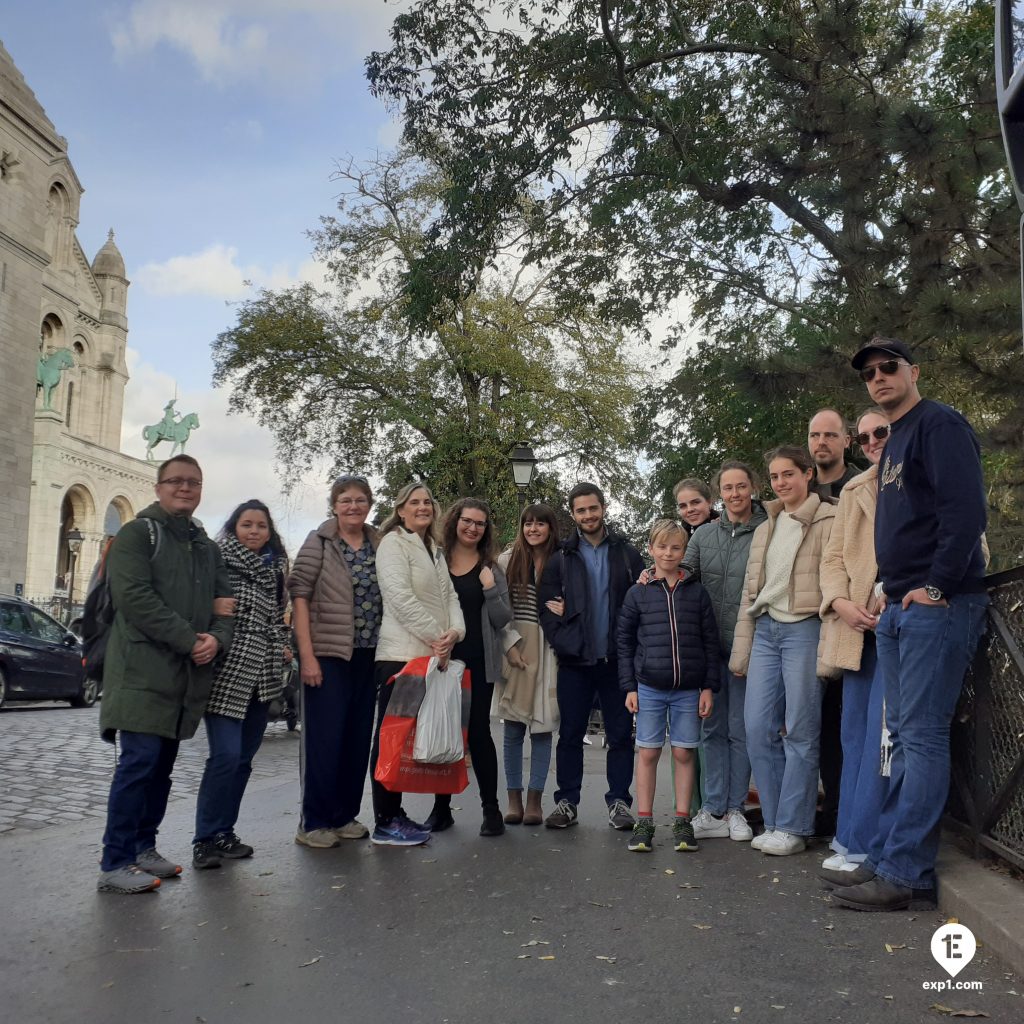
left=509, top=442, right=538, bottom=510
left=66, top=527, right=84, bottom=624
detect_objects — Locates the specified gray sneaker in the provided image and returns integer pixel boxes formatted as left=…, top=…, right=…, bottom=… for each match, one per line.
left=607, top=799, right=635, bottom=830
left=136, top=848, right=182, bottom=878
left=544, top=799, right=578, bottom=829
left=97, top=864, right=161, bottom=894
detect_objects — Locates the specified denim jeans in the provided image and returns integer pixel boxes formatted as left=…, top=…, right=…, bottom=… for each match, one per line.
left=701, top=662, right=750, bottom=816
left=101, top=731, right=180, bottom=871
left=193, top=697, right=270, bottom=843
left=833, top=641, right=888, bottom=859
left=866, top=594, right=988, bottom=890
left=503, top=721, right=553, bottom=792
left=554, top=660, right=633, bottom=807
left=743, top=615, right=822, bottom=836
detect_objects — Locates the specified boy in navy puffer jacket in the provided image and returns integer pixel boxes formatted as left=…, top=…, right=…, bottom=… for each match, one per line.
left=617, top=520, right=720, bottom=853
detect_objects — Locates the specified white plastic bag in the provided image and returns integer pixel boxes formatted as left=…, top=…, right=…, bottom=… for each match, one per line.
left=412, top=657, right=465, bottom=763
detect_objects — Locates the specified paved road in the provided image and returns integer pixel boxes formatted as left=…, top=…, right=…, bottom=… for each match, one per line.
left=0, top=703, right=299, bottom=834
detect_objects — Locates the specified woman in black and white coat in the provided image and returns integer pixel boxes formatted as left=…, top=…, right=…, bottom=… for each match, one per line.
left=192, top=500, right=290, bottom=869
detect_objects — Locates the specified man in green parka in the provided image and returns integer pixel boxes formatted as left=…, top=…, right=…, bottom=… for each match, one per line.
left=97, top=454, right=235, bottom=894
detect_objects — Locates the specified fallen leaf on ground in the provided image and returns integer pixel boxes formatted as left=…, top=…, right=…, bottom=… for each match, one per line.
left=884, top=943, right=907, bottom=954
left=538, top=956, right=556, bottom=961
left=102, top=982, right=114, bottom=989
left=770, top=1007, right=785, bottom=1010
left=677, top=883, right=702, bottom=889
left=502, top=930, right=514, bottom=935
left=196, top=921, right=208, bottom=928
left=693, top=924, right=712, bottom=930
left=520, top=940, right=550, bottom=947
left=258, top=871, right=274, bottom=877
left=772, top=877, right=780, bottom=883
left=595, top=955, right=617, bottom=963
left=516, top=955, right=531, bottom=960
left=298, top=956, right=323, bottom=968
left=824, top=924, right=834, bottom=931
left=664, top=869, right=676, bottom=875
left=588, top=901, right=611, bottom=908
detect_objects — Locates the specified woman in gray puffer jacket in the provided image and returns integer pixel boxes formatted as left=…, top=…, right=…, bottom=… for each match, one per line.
left=682, top=460, right=767, bottom=843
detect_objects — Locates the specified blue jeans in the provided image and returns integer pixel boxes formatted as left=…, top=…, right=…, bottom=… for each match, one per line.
left=101, top=731, right=180, bottom=871
left=833, top=642, right=888, bottom=858
left=866, top=594, right=988, bottom=890
left=701, top=662, right=750, bottom=815
left=503, top=722, right=553, bottom=792
left=743, top=615, right=822, bottom=836
left=554, top=660, right=633, bottom=807
left=635, top=685, right=700, bottom=748
left=193, top=697, right=270, bottom=843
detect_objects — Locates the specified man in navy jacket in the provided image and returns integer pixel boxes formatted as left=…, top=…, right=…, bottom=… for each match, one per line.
left=538, top=483, right=644, bottom=830
left=826, top=337, right=988, bottom=912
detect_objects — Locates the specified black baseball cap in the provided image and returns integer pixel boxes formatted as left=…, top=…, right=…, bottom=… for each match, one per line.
left=850, top=337, right=916, bottom=371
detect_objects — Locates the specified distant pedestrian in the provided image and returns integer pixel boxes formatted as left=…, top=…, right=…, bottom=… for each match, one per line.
left=97, top=455, right=235, bottom=894
left=617, top=520, right=719, bottom=853
left=192, top=500, right=290, bottom=869
left=289, top=475, right=381, bottom=849
left=829, top=337, right=988, bottom=912
left=538, top=482, right=644, bottom=830
left=496, top=503, right=561, bottom=826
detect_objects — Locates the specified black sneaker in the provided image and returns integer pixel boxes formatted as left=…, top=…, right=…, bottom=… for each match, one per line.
left=214, top=832, right=254, bottom=859
left=544, top=799, right=578, bottom=829
left=672, top=816, right=698, bottom=852
left=192, top=841, right=224, bottom=870
left=607, top=799, right=636, bottom=830
left=480, top=807, right=506, bottom=837
left=627, top=818, right=656, bottom=852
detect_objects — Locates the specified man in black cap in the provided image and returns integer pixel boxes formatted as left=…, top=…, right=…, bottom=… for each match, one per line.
left=824, top=336, right=989, bottom=912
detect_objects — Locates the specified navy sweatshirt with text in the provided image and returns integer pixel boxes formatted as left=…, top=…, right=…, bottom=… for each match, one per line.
left=874, top=398, right=986, bottom=601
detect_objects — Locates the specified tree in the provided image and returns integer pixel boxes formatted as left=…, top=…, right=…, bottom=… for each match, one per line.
left=211, top=151, right=645, bottom=532
left=368, top=0, right=1024, bottom=562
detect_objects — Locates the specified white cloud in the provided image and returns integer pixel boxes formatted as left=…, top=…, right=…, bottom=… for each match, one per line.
left=111, top=0, right=412, bottom=87
left=134, top=244, right=327, bottom=300
left=120, top=348, right=328, bottom=553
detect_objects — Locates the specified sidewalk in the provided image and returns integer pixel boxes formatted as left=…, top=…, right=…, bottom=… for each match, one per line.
left=0, top=753, right=1020, bottom=1024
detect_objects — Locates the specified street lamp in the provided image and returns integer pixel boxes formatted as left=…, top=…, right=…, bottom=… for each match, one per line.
left=509, top=442, right=537, bottom=509
left=66, top=528, right=84, bottom=623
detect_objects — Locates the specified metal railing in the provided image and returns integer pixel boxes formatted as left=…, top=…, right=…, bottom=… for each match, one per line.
left=947, top=565, right=1024, bottom=871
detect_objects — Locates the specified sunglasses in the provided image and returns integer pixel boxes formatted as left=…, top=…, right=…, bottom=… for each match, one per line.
left=854, top=424, right=891, bottom=446
left=858, top=358, right=906, bottom=382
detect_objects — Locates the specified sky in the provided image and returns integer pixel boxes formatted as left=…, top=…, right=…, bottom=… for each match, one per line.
left=4, top=0, right=412, bottom=550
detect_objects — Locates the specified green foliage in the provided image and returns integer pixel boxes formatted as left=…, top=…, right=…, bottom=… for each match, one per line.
left=211, top=151, right=645, bottom=537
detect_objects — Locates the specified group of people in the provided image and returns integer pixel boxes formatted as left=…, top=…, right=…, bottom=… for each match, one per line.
left=93, top=335, right=990, bottom=916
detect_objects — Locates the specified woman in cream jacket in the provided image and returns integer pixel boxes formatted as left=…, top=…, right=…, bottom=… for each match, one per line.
left=729, top=446, right=836, bottom=856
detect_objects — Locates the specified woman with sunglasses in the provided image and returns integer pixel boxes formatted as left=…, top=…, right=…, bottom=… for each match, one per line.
left=430, top=498, right=515, bottom=837
left=730, top=446, right=837, bottom=855
left=289, top=475, right=382, bottom=849
left=818, top=408, right=892, bottom=876
left=496, top=503, right=561, bottom=825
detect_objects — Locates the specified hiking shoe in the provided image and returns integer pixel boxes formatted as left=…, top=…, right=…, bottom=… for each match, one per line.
left=727, top=809, right=754, bottom=842
left=607, top=799, right=635, bottom=830
left=750, top=829, right=775, bottom=851
left=672, top=816, right=699, bottom=852
left=97, top=864, right=161, bottom=894
left=136, top=848, right=182, bottom=878
left=295, top=828, right=341, bottom=849
left=762, top=831, right=806, bottom=856
left=371, top=818, right=431, bottom=846
left=214, top=832, right=253, bottom=859
left=192, top=841, right=224, bottom=870
left=334, top=820, right=370, bottom=840
left=627, top=818, right=656, bottom=852
left=544, top=799, right=578, bottom=829
left=691, top=807, right=730, bottom=839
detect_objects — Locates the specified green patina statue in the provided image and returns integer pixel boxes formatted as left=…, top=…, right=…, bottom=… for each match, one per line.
left=142, top=399, right=200, bottom=460
left=36, top=348, right=75, bottom=410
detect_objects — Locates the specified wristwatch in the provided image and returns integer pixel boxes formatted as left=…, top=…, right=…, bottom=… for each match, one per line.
left=925, top=585, right=944, bottom=602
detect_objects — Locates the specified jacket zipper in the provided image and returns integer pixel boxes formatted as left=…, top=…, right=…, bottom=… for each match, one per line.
left=664, top=581, right=680, bottom=689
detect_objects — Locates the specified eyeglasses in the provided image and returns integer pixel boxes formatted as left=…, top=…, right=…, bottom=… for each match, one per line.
left=458, top=517, right=487, bottom=531
left=854, top=424, right=891, bottom=446
left=334, top=474, right=368, bottom=486
left=158, top=477, right=203, bottom=489
left=858, top=359, right=907, bottom=383
left=336, top=497, right=370, bottom=508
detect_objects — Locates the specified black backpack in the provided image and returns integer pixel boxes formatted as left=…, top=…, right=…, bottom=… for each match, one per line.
left=81, top=520, right=162, bottom=680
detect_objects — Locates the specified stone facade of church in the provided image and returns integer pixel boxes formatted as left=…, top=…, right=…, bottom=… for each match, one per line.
left=1, top=40, right=155, bottom=610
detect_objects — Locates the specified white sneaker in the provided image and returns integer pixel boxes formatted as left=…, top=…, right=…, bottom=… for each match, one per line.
left=691, top=808, right=730, bottom=839
left=727, top=808, right=754, bottom=842
left=821, top=852, right=851, bottom=870
left=750, top=829, right=774, bottom=851
left=762, top=831, right=806, bottom=856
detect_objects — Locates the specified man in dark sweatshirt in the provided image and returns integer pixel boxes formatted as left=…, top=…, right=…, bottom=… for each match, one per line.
left=826, top=337, right=988, bottom=912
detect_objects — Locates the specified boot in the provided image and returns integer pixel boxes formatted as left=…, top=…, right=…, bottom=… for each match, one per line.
left=504, top=789, right=524, bottom=825
left=523, top=789, right=544, bottom=826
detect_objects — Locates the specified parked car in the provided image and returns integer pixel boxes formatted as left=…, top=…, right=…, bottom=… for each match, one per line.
left=0, top=594, right=99, bottom=709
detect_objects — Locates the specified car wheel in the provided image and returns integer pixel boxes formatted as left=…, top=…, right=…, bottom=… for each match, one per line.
left=71, top=676, right=100, bottom=708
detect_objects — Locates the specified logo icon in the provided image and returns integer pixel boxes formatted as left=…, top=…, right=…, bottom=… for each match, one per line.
left=931, top=923, right=977, bottom=979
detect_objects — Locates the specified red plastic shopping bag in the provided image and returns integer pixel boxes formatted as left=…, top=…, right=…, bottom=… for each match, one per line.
left=374, top=656, right=472, bottom=794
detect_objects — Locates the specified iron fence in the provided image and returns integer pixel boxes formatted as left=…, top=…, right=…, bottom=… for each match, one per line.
left=947, top=565, right=1024, bottom=871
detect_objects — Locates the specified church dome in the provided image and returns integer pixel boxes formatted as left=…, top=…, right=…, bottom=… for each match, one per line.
left=92, top=228, right=125, bottom=277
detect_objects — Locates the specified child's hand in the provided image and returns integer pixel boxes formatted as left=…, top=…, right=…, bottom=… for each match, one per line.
left=625, top=691, right=639, bottom=713
left=637, top=568, right=651, bottom=586
left=698, top=689, right=713, bottom=718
